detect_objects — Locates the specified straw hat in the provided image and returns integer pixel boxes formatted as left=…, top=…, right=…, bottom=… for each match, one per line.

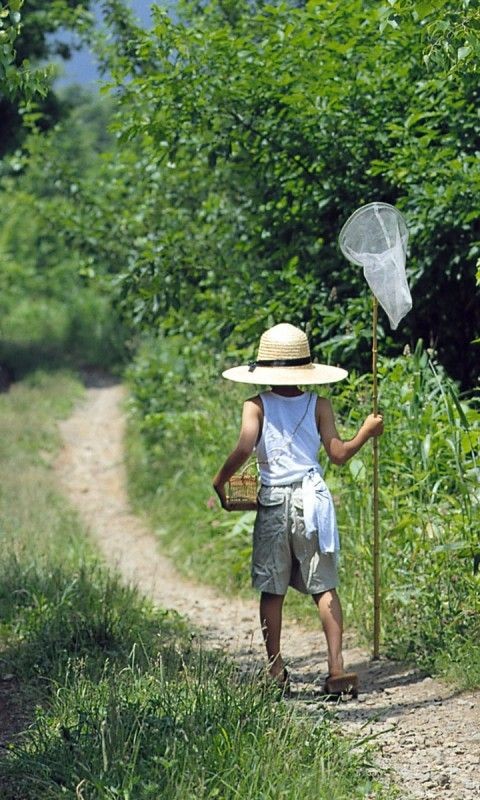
left=222, top=323, right=348, bottom=385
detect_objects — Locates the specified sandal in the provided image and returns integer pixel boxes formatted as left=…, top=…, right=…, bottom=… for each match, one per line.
left=268, top=667, right=291, bottom=698
left=324, top=672, right=358, bottom=699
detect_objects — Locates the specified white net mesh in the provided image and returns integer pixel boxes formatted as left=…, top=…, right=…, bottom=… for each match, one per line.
left=339, top=202, right=412, bottom=330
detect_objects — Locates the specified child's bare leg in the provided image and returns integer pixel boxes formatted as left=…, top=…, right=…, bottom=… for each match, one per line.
left=312, top=589, right=344, bottom=676
left=259, top=592, right=285, bottom=678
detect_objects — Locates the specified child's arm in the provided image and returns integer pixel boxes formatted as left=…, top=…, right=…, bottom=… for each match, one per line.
left=317, top=397, right=383, bottom=466
left=212, top=397, right=262, bottom=510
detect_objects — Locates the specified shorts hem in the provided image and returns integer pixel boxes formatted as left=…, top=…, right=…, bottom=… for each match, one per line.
left=251, top=579, right=338, bottom=596
left=251, top=579, right=288, bottom=595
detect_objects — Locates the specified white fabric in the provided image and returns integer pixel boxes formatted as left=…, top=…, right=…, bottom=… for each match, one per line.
left=359, top=227, right=411, bottom=330
left=339, top=202, right=411, bottom=330
left=302, top=468, right=340, bottom=554
left=255, top=392, right=340, bottom=554
left=256, top=392, right=320, bottom=485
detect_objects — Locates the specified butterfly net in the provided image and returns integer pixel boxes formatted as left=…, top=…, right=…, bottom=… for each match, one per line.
left=339, top=202, right=411, bottom=329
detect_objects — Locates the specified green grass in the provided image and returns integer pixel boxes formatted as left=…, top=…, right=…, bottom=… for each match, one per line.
left=5, top=654, right=392, bottom=800
left=0, top=370, right=86, bottom=562
left=0, top=371, right=396, bottom=798
left=0, top=291, right=127, bottom=379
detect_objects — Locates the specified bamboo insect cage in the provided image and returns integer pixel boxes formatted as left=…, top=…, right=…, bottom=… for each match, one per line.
left=227, top=460, right=258, bottom=511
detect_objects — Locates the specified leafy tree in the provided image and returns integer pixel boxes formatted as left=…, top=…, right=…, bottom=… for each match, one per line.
left=4, top=0, right=477, bottom=385
left=0, top=0, right=94, bottom=155
left=0, top=85, right=114, bottom=298
left=0, top=0, right=50, bottom=100
left=93, top=0, right=478, bottom=386
left=380, top=0, right=480, bottom=74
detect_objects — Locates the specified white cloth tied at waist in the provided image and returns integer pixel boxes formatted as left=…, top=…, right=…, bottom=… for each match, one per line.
left=302, top=468, right=340, bottom=554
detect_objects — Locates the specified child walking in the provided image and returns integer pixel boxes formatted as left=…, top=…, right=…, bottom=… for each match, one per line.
left=213, top=323, right=383, bottom=696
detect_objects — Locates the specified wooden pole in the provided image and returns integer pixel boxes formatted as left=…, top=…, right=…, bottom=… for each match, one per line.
left=372, top=295, right=381, bottom=660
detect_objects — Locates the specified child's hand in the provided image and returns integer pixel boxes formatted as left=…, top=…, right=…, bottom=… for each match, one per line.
left=363, top=413, right=384, bottom=437
left=212, top=480, right=230, bottom=511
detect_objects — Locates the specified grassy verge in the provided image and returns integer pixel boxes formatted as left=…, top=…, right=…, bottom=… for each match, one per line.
left=0, top=371, right=395, bottom=798
left=0, top=291, right=127, bottom=380
left=125, top=336, right=480, bottom=689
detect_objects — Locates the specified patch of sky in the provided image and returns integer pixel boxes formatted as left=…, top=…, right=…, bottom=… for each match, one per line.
left=52, top=1, right=176, bottom=88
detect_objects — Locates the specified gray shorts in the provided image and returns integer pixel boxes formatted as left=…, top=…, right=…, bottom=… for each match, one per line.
left=252, top=483, right=339, bottom=596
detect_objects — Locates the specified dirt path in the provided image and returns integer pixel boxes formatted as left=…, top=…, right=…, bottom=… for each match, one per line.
left=55, top=379, right=480, bottom=800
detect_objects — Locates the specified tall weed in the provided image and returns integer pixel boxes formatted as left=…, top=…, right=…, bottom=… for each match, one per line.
left=331, top=343, right=479, bottom=680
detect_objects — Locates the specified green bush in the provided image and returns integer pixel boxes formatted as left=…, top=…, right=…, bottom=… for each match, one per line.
left=0, top=291, right=127, bottom=377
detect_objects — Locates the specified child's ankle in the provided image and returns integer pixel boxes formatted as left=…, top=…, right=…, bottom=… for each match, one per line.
left=268, top=656, right=285, bottom=677
left=328, top=658, right=344, bottom=676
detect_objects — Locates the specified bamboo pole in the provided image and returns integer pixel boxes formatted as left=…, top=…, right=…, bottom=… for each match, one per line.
left=372, top=296, right=380, bottom=660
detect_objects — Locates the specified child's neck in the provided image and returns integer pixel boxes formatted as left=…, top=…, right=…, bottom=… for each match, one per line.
left=271, top=385, right=303, bottom=397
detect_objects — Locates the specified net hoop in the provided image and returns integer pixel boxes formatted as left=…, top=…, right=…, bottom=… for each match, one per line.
left=338, top=201, right=411, bottom=330
left=338, top=202, right=408, bottom=267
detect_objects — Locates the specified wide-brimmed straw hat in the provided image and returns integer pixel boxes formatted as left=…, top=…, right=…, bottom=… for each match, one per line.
left=222, top=323, right=348, bottom=385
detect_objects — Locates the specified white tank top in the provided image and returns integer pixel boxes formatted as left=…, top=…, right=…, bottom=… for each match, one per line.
left=256, top=391, right=322, bottom=486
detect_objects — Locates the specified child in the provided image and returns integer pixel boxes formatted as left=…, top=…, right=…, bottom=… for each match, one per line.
left=213, top=323, right=383, bottom=696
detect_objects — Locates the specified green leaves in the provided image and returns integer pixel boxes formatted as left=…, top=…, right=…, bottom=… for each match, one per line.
left=3, top=0, right=478, bottom=388
left=84, top=0, right=478, bottom=386
left=0, top=1, right=24, bottom=91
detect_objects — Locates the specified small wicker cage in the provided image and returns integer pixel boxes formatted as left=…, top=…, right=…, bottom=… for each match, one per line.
left=227, top=462, right=258, bottom=511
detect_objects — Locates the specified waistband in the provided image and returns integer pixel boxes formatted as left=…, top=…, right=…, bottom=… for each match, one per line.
left=260, top=481, right=303, bottom=490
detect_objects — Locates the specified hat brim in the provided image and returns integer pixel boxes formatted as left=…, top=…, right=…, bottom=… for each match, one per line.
left=222, top=363, right=348, bottom=385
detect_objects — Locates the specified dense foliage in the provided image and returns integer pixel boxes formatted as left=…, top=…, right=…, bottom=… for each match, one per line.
left=0, top=0, right=94, bottom=154
left=3, top=1, right=478, bottom=383
left=94, top=0, right=479, bottom=386
left=0, top=83, right=128, bottom=375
